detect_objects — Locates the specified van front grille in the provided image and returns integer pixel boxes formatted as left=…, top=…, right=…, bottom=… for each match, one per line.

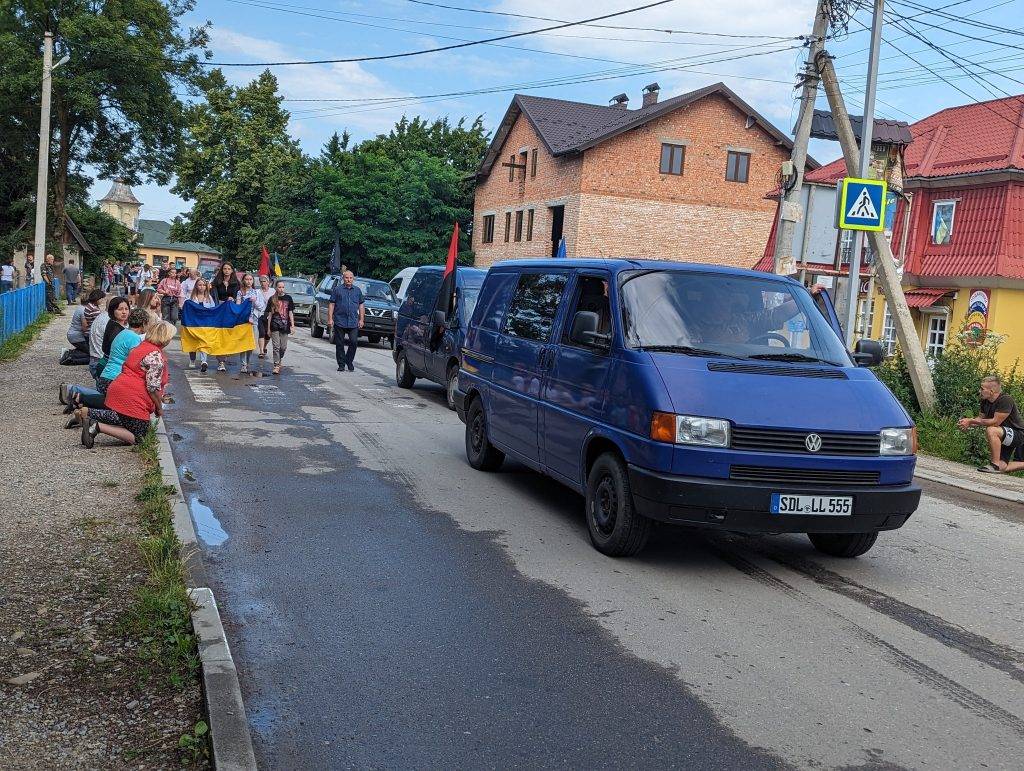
left=729, top=465, right=880, bottom=486
left=731, top=427, right=880, bottom=456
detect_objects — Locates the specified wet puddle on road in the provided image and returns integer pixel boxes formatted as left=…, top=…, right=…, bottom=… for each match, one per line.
left=190, top=496, right=229, bottom=546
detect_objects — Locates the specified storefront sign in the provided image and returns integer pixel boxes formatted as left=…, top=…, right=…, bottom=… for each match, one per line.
left=964, top=289, right=990, bottom=346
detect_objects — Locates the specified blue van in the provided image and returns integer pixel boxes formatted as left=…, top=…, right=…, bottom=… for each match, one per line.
left=394, top=266, right=487, bottom=409
left=454, top=259, right=921, bottom=558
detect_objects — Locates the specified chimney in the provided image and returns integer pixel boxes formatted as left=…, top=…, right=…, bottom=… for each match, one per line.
left=642, top=82, right=660, bottom=107
left=609, top=93, right=629, bottom=110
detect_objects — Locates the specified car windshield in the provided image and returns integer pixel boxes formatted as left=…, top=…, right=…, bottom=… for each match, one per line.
left=280, top=279, right=314, bottom=296
left=355, top=279, right=395, bottom=303
left=619, top=270, right=851, bottom=366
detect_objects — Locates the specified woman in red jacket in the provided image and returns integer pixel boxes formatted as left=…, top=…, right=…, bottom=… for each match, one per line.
left=79, top=320, right=175, bottom=448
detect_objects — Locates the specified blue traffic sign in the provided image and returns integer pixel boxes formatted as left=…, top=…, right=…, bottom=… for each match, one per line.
left=837, top=177, right=888, bottom=231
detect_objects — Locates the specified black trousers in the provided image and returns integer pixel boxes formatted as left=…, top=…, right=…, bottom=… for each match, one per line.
left=333, top=327, right=358, bottom=367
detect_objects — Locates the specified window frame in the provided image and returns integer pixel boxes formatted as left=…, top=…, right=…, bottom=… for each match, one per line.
left=726, top=150, right=751, bottom=183
left=560, top=273, right=613, bottom=353
left=530, top=148, right=538, bottom=178
left=881, top=307, right=898, bottom=356
left=514, top=210, right=524, bottom=242
left=526, top=209, right=534, bottom=242
left=502, top=271, right=570, bottom=343
left=504, top=211, right=511, bottom=243
left=659, top=143, right=685, bottom=176
left=481, top=214, right=495, bottom=244
left=926, top=313, right=948, bottom=358
left=931, top=200, right=957, bottom=245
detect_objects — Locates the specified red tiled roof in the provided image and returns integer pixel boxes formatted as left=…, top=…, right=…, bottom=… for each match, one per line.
left=805, top=94, right=1024, bottom=185
left=904, top=288, right=956, bottom=307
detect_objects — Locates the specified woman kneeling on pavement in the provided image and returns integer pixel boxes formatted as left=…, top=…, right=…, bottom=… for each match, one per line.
left=78, top=320, right=175, bottom=448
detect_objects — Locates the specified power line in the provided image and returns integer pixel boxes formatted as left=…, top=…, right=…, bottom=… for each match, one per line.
left=398, top=0, right=796, bottom=38
left=196, top=0, right=679, bottom=66
left=890, top=0, right=1024, bottom=38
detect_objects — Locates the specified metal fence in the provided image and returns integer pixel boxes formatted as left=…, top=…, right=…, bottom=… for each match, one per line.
left=0, top=283, right=46, bottom=346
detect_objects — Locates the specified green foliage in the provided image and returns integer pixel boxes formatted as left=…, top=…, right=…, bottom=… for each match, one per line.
left=873, top=328, right=1024, bottom=469
left=178, top=720, right=210, bottom=766
left=0, top=0, right=208, bottom=248
left=66, top=205, right=136, bottom=273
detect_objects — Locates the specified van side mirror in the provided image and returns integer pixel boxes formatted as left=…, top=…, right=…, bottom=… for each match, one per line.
left=852, top=338, right=883, bottom=367
left=570, top=310, right=611, bottom=347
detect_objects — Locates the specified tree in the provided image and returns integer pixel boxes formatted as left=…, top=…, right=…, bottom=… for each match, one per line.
left=172, top=69, right=303, bottom=269
left=67, top=204, right=136, bottom=273
left=0, top=0, right=208, bottom=249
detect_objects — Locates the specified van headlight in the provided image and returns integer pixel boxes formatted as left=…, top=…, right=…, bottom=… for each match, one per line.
left=880, top=427, right=917, bottom=456
left=651, top=412, right=730, bottom=447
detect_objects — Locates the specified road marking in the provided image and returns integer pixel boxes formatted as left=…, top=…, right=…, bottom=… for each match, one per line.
left=184, top=372, right=226, bottom=403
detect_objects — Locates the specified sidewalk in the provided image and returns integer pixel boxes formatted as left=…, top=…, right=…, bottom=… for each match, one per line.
left=915, top=453, right=1024, bottom=504
left=0, top=317, right=202, bottom=768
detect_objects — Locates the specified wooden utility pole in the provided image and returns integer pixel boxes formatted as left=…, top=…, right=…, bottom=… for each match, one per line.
left=31, top=32, right=54, bottom=284
left=817, top=53, right=936, bottom=411
left=773, top=0, right=830, bottom=276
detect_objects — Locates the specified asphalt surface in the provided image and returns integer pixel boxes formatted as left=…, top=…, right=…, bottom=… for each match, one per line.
left=164, top=333, right=1024, bottom=770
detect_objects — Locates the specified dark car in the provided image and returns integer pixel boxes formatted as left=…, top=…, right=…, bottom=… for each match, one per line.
left=455, top=259, right=920, bottom=558
left=310, top=274, right=399, bottom=346
left=394, top=266, right=486, bottom=409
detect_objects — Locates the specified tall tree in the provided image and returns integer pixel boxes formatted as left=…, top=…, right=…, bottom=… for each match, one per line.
left=0, top=0, right=208, bottom=248
left=172, top=69, right=303, bottom=269
left=66, top=204, right=136, bottom=272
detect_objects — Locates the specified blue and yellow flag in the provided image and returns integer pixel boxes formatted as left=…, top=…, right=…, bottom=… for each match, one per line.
left=180, top=300, right=254, bottom=356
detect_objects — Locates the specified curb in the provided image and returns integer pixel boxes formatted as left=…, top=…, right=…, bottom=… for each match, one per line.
left=914, top=466, right=1024, bottom=504
left=155, top=420, right=257, bottom=770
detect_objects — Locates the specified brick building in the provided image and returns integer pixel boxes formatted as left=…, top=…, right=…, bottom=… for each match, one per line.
left=471, top=82, right=815, bottom=269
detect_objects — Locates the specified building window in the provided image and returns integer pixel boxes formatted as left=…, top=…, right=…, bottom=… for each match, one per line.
left=530, top=148, right=538, bottom=178
left=659, top=143, right=685, bottom=175
left=514, top=210, right=524, bottom=242
left=838, top=230, right=854, bottom=266
left=519, top=150, right=528, bottom=181
left=927, top=315, right=948, bottom=358
left=726, top=151, right=751, bottom=183
left=481, top=214, right=495, bottom=244
left=932, top=200, right=956, bottom=245
left=881, top=307, right=897, bottom=356
left=857, top=293, right=875, bottom=336
left=504, top=211, right=511, bottom=242
left=526, top=209, right=534, bottom=241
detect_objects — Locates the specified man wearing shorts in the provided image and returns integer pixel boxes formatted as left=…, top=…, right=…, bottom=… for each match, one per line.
left=958, top=375, right=1024, bottom=472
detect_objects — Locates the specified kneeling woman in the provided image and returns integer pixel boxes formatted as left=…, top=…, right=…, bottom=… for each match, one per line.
left=79, top=320, right=175, bottom=448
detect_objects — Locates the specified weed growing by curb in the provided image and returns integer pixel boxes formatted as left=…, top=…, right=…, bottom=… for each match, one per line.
left=124, top=430, right=200, bottom=689
left=0, top=311, right=55, bottom=362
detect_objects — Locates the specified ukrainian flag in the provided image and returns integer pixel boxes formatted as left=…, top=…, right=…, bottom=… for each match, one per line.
left=180, top=300, right=254, bottom=356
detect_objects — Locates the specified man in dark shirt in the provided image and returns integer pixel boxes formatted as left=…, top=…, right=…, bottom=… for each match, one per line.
left=958, top=374, right=1024, bottom=472
left=327, top=270, right=364, bottom=372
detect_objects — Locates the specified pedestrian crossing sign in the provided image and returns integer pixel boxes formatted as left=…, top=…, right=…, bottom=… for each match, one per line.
left=837, top=177, right=888, bottom=231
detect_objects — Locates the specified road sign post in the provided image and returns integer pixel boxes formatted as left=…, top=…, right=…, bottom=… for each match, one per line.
left=836, top=177, right=887, bottom=232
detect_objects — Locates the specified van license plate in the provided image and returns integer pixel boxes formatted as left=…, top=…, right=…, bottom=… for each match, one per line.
left=770, top=494, right=852, bottom=515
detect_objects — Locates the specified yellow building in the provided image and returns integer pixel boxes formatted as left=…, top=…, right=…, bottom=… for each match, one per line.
left=98, top=181, right=221, bottom=273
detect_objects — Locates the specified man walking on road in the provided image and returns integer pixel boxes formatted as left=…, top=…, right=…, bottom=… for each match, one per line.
left=958, top=374, right=1024, bottom=472
left=63, top=258, right=81, bottom=303
left=327, top=270, right=364, bottom=372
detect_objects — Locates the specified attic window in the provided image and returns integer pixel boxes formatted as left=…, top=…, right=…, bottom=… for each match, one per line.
left=931, top=201, right=956, bottom=245
left=726, top=151, right=750, bottom=183
left=519, top=150, right=528, bottom=181
left=530, top=148, right=538, bottom=178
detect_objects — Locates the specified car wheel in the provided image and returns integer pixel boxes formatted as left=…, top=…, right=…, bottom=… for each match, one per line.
left=367, top=333, right=381, bottom=346
left=585, top=452, right=651, bottom=557
left=310, top=313, right=323, bottom=339
left=465, top=398, right=504, bottom=471
left=445, top=365, right=459, bottom=411
left=396, top=350, right=416, bottom=388
left=807, top=531, right=878, bottom=558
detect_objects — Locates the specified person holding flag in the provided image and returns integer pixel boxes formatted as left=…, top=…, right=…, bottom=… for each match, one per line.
left=258, top=245, right=271, bottom=278
left=327, top=271, right=364, bottom=372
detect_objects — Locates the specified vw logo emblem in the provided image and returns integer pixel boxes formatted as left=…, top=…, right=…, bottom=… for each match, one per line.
left=805, top=433, right=823, bottom=452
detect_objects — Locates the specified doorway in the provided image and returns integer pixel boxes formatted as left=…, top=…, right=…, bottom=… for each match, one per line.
left=549, top=205, right=564, bottom=256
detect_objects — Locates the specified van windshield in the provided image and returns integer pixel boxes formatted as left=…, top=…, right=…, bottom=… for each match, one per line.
left=619, top=270, right=852, bottom=366
left=461, top=286, right=481, bottom=321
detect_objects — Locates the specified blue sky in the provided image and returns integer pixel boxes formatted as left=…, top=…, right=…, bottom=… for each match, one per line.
left=91, top=0, right=1024, bottom=222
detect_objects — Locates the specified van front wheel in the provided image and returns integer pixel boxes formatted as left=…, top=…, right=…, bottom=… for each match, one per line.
left=585, top=453, right=651, bottom=557
left=465, top=399, right=504, bottom=471
left=396, top=351, right=415, bottom=388
left=807, top=531, right=878, bottom=558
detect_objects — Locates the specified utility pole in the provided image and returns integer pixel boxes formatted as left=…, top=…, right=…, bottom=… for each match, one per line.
left=31, top=32, right=54, bottom=284
left=843, top=0, right=884, bottom=346
left=817, top=50, right=936, bottom=411
left=773, top=0, right=830, bottom=275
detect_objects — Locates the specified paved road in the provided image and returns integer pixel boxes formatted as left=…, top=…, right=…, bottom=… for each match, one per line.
left=164, top=334, right=1024, bottom=770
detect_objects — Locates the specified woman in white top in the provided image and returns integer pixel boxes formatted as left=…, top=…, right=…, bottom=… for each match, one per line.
left=187, top=278, right=217, bottom=372
left=235, top=273, right=263, bottom=375
left=179, top=268, right=198, bottom=308
left=257, top=274, right=274, bottom=359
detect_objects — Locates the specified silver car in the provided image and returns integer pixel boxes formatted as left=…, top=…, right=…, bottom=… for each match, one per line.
left=276, top=277, right=316, bottom=325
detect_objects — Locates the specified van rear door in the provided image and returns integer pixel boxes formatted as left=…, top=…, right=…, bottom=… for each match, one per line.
left=489, top=271, right=569, bottom=464
left=398, top=269, right=443, bottom=373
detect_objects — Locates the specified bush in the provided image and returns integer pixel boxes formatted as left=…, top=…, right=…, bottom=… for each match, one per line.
left=872, top=326, right=1023, bottom=470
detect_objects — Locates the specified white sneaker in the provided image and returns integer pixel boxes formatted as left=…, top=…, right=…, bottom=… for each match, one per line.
left=217, top=362, right=226, bottom=372
left=188, top=360, right=195, bottom=369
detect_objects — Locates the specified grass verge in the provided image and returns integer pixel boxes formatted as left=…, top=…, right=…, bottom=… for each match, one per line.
left=125, top=429, right=201, bottom=688
left=0, top=311, right=55, bottom=362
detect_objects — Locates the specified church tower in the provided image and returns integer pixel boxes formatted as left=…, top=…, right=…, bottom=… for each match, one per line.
left=98, top=180, right=142, bottom=231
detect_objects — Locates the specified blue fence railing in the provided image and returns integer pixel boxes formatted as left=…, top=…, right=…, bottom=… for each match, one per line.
left=0, top=283, right=46, bottom=346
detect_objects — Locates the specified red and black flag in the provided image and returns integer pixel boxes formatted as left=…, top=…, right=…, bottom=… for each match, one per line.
left=436, top=222, right=459, bottom=319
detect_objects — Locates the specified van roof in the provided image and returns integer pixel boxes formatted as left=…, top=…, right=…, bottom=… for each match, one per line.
left=488, top=258, right=799, bottom=283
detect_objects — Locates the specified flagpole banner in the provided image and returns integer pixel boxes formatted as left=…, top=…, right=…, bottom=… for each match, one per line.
left=273, top=253, right=283, bottom=277
left=180, top=299, right=255, bottom=355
